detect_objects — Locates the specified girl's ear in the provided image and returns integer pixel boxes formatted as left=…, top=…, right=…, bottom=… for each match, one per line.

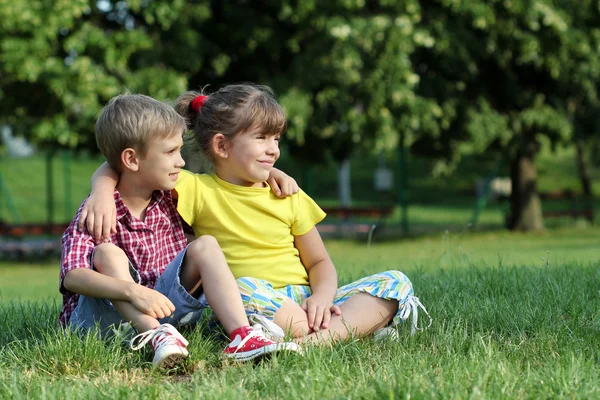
left=121, top=148, right=140, bottom=172
left=212, top=133, right=229, bottom=159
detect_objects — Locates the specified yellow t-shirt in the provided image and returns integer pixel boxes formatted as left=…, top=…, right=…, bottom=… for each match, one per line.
left=175, top=169, right=326, bottom=288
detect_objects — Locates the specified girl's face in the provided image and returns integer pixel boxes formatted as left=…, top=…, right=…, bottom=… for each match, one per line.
left=216, top=127, right=281, bottom=187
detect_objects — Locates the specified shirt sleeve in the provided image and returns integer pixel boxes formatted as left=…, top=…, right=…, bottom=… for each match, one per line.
left=174, top=169, right=201, bottom=228
left=291, top=189, right=327, bottom=236
left=59, top=209, right=96, bottom=295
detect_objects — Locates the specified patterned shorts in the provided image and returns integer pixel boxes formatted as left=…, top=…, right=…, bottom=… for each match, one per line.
left=236, top=270, right=414, bottom=326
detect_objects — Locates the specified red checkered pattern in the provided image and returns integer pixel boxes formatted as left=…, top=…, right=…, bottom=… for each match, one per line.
left=58, top=190, right=187, bottom=327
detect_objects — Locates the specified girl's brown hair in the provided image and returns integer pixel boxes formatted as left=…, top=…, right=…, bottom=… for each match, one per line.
left=175, top=83, right=287, bottom=163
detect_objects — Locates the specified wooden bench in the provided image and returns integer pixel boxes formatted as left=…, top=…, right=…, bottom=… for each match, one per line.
left=0, top=222, right=70, bottom=237
left=0, top=221, right=69, bottom=259
left=320, top=206, right=394, bottom=220
left=539, top=190, right=594, bottom=222
left=317, top=206, right=395, bottom=237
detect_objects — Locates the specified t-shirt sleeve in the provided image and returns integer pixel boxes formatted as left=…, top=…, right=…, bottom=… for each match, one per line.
left=174, top=169, right=202, bottom=227
left=291, top=189, right=327, bottom=236
left=59, top=208, right=96, bottom=295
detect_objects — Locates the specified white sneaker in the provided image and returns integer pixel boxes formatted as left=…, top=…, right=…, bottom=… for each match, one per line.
left=130, top=323, right=189, bottom=368
left=373, top=326, right=399, bottom=342
left=247, top=313, right=285, bottom=342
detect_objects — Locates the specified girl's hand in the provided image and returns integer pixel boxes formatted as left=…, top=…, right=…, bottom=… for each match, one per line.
left=77, top=192, right=117, bottom=243
left=301, top=294, right=341, bottom=331
left=267, top=168, right=299, bottom=198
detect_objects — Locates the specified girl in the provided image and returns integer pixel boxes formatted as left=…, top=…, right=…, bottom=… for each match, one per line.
left=87, top=84, right=430, bottom=343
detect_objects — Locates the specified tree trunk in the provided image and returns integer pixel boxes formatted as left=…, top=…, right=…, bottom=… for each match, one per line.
left=575, top=138, right=592, bottom=196
left=338, top=158, right=352, bottom=208
left=508, top=139, right=544, bottom=231
left=575, top=138, right=594, bottom=221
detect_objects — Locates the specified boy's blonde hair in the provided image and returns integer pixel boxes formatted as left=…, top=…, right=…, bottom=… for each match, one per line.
left=95, top=93, right=186, bottom=171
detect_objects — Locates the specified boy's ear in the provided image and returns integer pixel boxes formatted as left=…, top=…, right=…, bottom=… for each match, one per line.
left=121, top=148, right=140, bottom=172
left=212, top=133, right=229, bottom=159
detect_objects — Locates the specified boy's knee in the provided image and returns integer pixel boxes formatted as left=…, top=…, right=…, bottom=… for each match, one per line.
left=93, top=243, right=127, bottom=273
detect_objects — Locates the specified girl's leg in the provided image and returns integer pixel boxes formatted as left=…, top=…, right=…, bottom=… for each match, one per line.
left=273, top=299, right=312, bottom=338
left=179, top=235, right=250, bottom=335
left=93, top=243, right=159, bottom=332
left=300, top=270, right=415, bottom=344
left=300, top=293, right=397, bottom=344
left=237, top=277, right=311, bottom=338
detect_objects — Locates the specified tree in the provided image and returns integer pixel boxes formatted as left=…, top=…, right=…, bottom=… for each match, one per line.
left=411, top=0, right=600, bottom=230
left=0, top=0, right=197, bottom=150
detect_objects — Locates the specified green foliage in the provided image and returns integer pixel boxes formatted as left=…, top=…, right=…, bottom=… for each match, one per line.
left=0, top=0, right=194, bottom=150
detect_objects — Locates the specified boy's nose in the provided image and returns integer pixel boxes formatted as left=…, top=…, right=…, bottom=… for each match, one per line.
left=176, top=153, right=185, bottom=168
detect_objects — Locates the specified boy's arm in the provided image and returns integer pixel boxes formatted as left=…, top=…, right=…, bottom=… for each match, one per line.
left=62, top=218, right=175, bottom=319
left=267, top=168, right=299, bottom=198
left=294, top=227, right=342, bottom=331
left=77, top=162, right=119, bottom=242
left=63, top=268, right=175, bottom=319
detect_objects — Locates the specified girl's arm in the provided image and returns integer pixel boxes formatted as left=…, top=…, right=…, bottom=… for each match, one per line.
left=77, top=162, right=119, bottom=242
left=294, top=227, right=342, bottom=330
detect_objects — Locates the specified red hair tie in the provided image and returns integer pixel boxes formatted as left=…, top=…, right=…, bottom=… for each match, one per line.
left=190, top=95, right=208, bottom=113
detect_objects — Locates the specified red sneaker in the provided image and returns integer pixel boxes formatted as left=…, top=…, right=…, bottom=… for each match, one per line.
left=223, top=325, right=302, bottom=362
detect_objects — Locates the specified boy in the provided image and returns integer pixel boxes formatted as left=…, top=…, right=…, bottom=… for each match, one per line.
left=59, top=94, right=300, bottom=368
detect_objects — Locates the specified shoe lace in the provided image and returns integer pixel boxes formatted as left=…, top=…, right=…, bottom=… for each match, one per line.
left=130, top=324, right=188, bottom=351
left=399, top=295, right=433, bottom=336
left=231, top=326, right=271, bottom=353
left=249, top=314, right=285, bottom=341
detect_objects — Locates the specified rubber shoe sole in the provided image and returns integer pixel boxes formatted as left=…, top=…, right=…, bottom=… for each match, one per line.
left=223, top=342, right=302, bottom=362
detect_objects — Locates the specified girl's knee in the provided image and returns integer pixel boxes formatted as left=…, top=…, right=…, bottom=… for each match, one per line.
left=187, top=235, right=220, bottom=258
left=380, top=270, right=412, bottom=287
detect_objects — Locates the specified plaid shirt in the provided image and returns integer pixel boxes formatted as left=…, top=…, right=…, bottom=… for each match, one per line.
left=58, top=189, right=187, bottom=327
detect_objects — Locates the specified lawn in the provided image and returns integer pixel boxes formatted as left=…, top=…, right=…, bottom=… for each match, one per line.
left=1, top=227, right=599, bottom=399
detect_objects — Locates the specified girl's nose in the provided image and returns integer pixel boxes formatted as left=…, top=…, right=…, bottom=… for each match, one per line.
left=266, top=137, right=280, bottom=155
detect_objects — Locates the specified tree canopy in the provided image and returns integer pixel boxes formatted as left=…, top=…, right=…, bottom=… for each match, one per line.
left=2, top=0, right=599, bottom=230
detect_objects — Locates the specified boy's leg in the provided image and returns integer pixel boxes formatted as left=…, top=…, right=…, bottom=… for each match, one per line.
left=93, top=243, right=189, bottom=368
left=178, top=235, right=250, bottom=334
left=92, top=243, right=159, bottom=333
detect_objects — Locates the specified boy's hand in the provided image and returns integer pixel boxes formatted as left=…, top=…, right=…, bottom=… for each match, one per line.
left=301, top=294, right=341, bottom=331
left=267, top=168, right=299, bottom=198
left=130, top=285, right=175, bottom=319
left=77, top=192, right=117, bottom=243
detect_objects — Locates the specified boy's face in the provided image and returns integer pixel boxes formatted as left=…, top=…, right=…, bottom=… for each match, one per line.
left=136, top=132, right=185, bottom=191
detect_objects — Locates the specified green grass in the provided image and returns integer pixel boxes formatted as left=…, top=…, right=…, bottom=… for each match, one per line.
left=1, top=227, right=599, bottom=399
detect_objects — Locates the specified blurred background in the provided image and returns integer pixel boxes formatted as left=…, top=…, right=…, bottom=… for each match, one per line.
left=1, top=0, right=599, bottom=259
